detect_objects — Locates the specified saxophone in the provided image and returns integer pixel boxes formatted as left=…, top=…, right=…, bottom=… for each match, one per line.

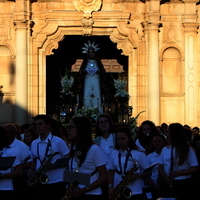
left=109, top=160, right=139, bottom=200
left=61, top=182, right=79, bottom=200
left=28, top=152, right=59, bottom=187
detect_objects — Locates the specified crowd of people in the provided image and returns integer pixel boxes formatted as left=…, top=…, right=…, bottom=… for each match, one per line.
left=0, top=114, right=200, bottom=200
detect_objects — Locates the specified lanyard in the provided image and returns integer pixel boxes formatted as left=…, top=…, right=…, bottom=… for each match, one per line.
left=37, top=135, right=53, bottom=165
left=70, top=150, right=82, bottom=172
left=170, top=146, right=174, bottom=172
left=118, top=149, right=131, bottom=175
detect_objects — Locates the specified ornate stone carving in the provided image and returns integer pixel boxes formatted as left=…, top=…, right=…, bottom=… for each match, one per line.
left=81, top=17, right=94, bottom=36
left=162, top=22, right=181, bottom=44
left=110, top=22, right=139, bottom=56
left=0, top=21, right=11, bottom=42
left=73, top=0, right=102, bottom=18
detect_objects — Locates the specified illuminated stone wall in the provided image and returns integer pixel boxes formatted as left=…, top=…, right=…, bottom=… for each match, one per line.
left=0, top=0, right=199, bottom=127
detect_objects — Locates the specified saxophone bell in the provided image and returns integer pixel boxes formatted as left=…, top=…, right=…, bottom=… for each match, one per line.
left=39, top=173, right=49, bottom=184
left=123, top=187, right=132, bottom=199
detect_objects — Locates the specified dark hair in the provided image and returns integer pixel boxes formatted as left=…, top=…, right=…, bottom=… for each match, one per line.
left=34, top=115, right=51, bottom=125
left=24, top=128, right=37, bottom=141
left=95, top=114, right=117, bottom=137
left=116, top=126, right=138, bottom=150
left=137, top=120, right=158, bottom=138
left=0, top=126, right=9, bottom=149
left=169, top=123, right=190, bottom=165
left=70, top=116, right=93, bottom=166
left=136, top=120, right=159, bottom=151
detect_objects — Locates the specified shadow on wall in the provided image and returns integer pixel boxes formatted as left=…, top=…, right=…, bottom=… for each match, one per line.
left=0, top=93, right=34, bottom=126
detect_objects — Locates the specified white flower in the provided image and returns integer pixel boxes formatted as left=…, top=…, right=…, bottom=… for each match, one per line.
left=60, top=76, right=74, bottom=96
left=114, top=79, right=130, bottom=98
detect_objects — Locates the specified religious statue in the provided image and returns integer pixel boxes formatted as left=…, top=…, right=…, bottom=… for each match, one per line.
left=77, top=41, right=105, bottom=113
left=71, top=41, right=116, bottom=116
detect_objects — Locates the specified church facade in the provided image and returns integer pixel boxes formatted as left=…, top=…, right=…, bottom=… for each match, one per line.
left=0, top=0, right=200, bottom=127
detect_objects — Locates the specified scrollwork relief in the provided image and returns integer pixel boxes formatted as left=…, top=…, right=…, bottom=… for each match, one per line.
left=73, top=0, right=102, bottom=18
left=162, top=22, right=181, bottom=44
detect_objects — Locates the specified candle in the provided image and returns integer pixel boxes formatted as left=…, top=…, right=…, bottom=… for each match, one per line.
left=76, top=94, right=79, bottom=105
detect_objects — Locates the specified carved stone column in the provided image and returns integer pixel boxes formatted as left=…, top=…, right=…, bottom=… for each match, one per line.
left=147, top=22, right=160, bottom=125
left=14, top=20, right=28, bottom=124
left=183, top=22, right=199, bottom=125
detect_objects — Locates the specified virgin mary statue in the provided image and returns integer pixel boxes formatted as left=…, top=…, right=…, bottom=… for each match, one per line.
left=77, top=41, right=106, bottom=113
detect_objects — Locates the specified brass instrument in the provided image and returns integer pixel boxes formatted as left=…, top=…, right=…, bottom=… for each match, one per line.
left=28, top=152, right=59, bottom=187
left=61, top=181, right=79, bottom=200
left=109, top=160, right=139, bottom=200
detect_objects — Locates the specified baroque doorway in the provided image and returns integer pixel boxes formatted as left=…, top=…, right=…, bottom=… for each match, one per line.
left=46, top=35, right=128, bottom=118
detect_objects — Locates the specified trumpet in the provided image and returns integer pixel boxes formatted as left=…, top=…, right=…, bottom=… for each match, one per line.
left=28, top=152, right=59, bottom=187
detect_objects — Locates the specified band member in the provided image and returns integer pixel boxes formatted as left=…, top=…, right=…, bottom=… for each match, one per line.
left=108, top=126, right=150, bottom=200
left=3, top=123, right=32, bottom=200
left=62, top=116, right=107, bottom=200
left=0, top=126, right=22, bottom=200
left=28, top=115, right=69, bottom=200
left=158, top=123, right=198, bottom=200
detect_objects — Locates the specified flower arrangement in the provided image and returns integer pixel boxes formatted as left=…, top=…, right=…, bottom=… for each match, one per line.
left=60, top=69, right=75, bottom=101
left=60, top=76, right=74, bottom=96
left=76, top=107, right=99, bottom=122
left=114, top=79, right=130, bottom=102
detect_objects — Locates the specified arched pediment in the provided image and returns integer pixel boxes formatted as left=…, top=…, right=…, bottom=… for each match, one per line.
left=110, top=22, right=140, bottom=56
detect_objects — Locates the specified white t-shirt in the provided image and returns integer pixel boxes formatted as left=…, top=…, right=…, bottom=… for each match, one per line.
left=31, top=133, right=69, bottom=184
left=98, top=134, right=115, bottom=169
left=147, top=151, right=160, bottom=185
left=69, top=144, right=106, bottom=195
left=108, top=149, right=150, bottom=195
left=9, top=138, right=32, bottom=164
left=0, top=147, right=21, bottom=190
left=159, top=145, right=198, bottom=180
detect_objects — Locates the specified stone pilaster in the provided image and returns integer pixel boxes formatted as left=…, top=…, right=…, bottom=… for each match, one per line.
left=14, top=20, right=28, bottom=125
left=183, top=22, right=199, bottom=125
left=147, top=22, right=160, bottom=125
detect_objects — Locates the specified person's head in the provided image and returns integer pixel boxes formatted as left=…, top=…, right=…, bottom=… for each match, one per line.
left=68, top=116, right=93, bottom=166
left=4, top=123, right=18, bottom=144
left=138, top=120, right=158, bottom=137
left=0, top=126, right=9, bottom=149
left=68, top=116, right=93, bottom=144
left=20, top=123, right=30, bottom=134
left=24, top=128, right=37, bottom=146
left=169, top=123, right=186, bottom=146
left=184, top=128, right=192, bottom=144
left=168, top=123, right=189, bottom=165
left=87, top=47, right=96, bottom=60
left=116, top=126, right=138, bottom=151
left=192, top=127, right=199, bottom=138
left=34, top=115, right=51, bottom=136
left=95, top=114, right=116, bottom=137
left=193, top=135, right=200, bottom=151
left=152, top=134, right=167, bottom=153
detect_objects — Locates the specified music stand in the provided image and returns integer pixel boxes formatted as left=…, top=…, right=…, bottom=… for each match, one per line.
left=63, top=170, right=91, bottom=186
left=0, top=156, right=16, bottom=170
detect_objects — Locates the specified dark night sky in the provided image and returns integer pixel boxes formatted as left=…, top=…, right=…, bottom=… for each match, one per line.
left=46, top=35, right=128, bottom=114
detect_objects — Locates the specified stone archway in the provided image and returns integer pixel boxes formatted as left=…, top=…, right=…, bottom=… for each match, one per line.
left=30, top=22, right=140, bottom=120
